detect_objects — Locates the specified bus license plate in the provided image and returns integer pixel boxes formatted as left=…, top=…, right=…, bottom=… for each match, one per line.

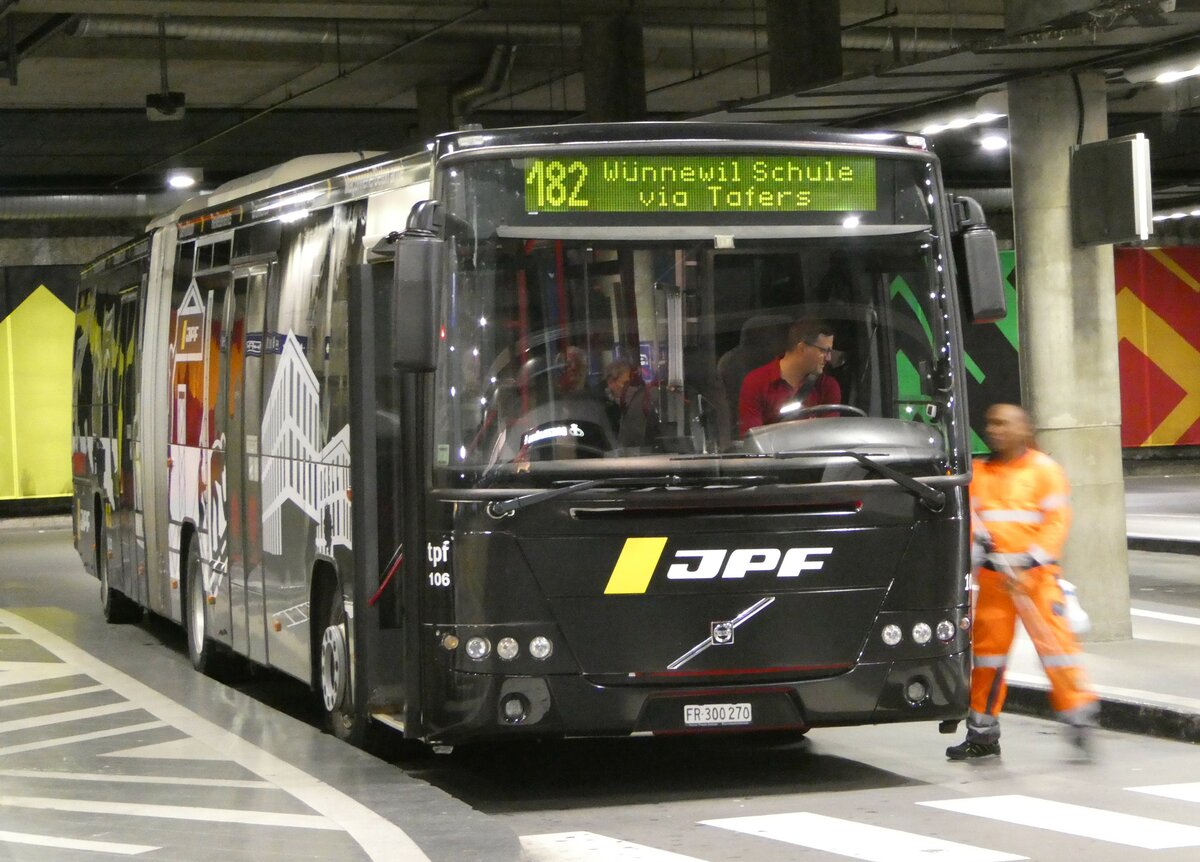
left=683, top=702, right=752, bottom=727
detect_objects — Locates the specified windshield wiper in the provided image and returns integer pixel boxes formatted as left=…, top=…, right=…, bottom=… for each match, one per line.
left=778, top=449, right=946, bottom=511
left=487, top=479, right=601, bottom=519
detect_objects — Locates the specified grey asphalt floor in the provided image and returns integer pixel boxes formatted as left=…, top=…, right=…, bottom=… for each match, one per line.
left=2, top=471, right=1198, bottom=859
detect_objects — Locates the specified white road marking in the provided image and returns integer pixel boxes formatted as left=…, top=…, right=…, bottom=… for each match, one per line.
left=1129, top=782, right=1200, bottom=804
left=1131, top=608, right=1200, bottom=626
left=0, top=664, right=80, bottom=687
left=702, top=812, right=1025, bottom=862
left=0, top=795, right=341, bottom=830
left=521, top=831, right=708, bottom=861
left=0, top=634, right=28, bottom=639
left=0, top=827, right=157, bottom=855
left=0, top=720, right=169, bottom=756
left=0, top=768, right=273, bottom=789
left=0, top=683, right=107, bottom=707
left=102, top=737, right=230, bottom=760
left=0, top=609, right=432, bottom=861
left=0, top=700, right=139, bottom=733
left=920, top=795, right=1200, bottom=849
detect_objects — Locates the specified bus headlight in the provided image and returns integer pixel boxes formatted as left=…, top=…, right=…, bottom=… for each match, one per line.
left=497, top=637, right=520, bottom=660
left=881, top=624, right=902, bottom=646
left=529, top=636, right=554, bottom=660
left=912, top=622, right=932, bottom=645
left=936, top=620, right=956, bottom=642
left=465, top=636, right=491, bottom=660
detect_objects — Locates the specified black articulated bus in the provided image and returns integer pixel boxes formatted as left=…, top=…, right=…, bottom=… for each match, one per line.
left=72, top=123, right=1006, bottom=746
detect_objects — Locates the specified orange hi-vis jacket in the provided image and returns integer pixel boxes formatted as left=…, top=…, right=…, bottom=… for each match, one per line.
left=971, top=448, right=1070, bottom=576
left=966, top=448, right=1096, bottom=739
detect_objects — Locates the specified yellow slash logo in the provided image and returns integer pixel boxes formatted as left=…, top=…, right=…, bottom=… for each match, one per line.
left=603, top=537, right=668, bottom=594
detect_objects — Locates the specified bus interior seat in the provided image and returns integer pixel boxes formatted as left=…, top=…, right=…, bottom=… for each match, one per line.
left=715, top=314, right=791, bottom=445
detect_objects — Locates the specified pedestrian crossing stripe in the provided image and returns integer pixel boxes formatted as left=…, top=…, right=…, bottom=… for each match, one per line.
left=1130, top=782, right=1200, bottom=804
left=702, top=812, right=1025, bottom=862
left=920, top=794, right=1200, bottom=849
left=521, top=831, right=707, bottom=861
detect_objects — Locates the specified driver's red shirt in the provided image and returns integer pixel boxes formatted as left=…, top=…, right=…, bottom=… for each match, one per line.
left=737, top=360, right=841, bottom=437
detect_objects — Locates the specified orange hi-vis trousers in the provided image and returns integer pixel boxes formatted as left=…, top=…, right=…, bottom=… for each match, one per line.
left=967, top=565, right=1098, bottom=743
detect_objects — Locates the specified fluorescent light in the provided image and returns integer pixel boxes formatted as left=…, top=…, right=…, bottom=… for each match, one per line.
left=980, top=135, right=1008, bottom=151
left=165, top=168, right=202, bottom=189
left=1157, top=63, right=1200, bottom=84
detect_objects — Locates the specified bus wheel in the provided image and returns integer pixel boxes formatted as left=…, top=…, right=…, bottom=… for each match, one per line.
left=98, top=515, right=140, bottom=624
left=319, top=595, right=367, bottom=744
left=184, top=534, right=216, bottom=673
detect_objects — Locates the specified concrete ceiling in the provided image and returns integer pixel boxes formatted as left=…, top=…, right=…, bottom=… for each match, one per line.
left=1, top=0, right=1199, bottom=218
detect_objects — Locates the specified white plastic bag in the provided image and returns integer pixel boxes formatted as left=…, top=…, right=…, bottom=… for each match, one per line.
left=1058, top=579, right=1091, bottom=634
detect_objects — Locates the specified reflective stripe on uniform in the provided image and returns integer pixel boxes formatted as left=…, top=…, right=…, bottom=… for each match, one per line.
left=973, top=653, right=1007, bottom=668
left=1029, top=543, right=1056, bottom=567
left=979, top=509, right=1044, bottom=524
left=1040, top=653, right=1084, bottom=668
left=1039, top=493, right=1069, bottom=510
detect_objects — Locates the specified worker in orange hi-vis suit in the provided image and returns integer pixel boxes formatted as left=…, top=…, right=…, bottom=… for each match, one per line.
left=946, top=403, right=1099, bottom=762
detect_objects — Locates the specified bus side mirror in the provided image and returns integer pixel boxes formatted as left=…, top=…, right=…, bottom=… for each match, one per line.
left=390, top=201, right=444, bottom=372
left=951, top=195, right=1007, bottom=324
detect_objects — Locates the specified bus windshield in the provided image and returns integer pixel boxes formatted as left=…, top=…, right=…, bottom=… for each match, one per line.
left=432, top=151, right=962, bottom=488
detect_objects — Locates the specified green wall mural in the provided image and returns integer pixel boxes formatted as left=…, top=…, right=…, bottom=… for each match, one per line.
left=960, top=250, right=1021, bottom=453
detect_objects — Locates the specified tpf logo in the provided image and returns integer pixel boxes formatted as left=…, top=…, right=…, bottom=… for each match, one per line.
left=666, top=547, right=832, bottom=580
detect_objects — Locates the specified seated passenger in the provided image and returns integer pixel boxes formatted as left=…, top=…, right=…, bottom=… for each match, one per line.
left=738, top=319, right=841, bottom=437
left=604, top=359, right=662, bottom=452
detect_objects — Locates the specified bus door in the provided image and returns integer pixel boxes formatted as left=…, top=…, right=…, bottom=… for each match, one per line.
left=224, top=265, right=271, bottom=663
left=114, top=289, right=140, bottom=599
left=202, top=278, right=234, bottom=649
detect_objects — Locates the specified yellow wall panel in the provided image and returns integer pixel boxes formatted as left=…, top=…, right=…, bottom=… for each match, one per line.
left=0, top=285, right=74, bottom=499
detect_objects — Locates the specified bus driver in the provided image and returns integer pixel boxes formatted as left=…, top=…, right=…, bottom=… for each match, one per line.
left=737, top=319, right=841, bottom=437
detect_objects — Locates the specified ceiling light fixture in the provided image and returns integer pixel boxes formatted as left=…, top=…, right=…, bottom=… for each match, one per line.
left=979, top=135, right=1008, bottom=151
left=165, top=168, right=202, bottom=190
left=1124, top=52, right=1200, bottom=85
left=916, top=90, right=1008, bottom=137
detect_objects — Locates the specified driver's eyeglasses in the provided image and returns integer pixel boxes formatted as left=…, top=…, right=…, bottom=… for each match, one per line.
left=804, top=341, right=834, bottom=357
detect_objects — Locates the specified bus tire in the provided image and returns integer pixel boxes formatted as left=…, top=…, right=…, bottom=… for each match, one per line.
left=184, top=533, right=217, bottom=674
left=318, top=587, right=368, bottom=745
left=97, top=507, right=140, bottom=624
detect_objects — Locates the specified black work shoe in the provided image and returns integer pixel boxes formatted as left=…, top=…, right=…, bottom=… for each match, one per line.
left=945, top=739, right=1001, bottom=761
left=1067, top=725, right=1094, bottom=762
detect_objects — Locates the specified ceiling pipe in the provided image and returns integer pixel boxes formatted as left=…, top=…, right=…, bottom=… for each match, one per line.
left=453, top=44, right=517, bottom=126
left=66, top=14, right=969, bottom=54
left=0, top=191, right=196, bottom=220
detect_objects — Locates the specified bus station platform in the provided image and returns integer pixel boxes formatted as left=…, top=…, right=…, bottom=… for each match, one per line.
left=1006, top=472, right=1200, bottom=745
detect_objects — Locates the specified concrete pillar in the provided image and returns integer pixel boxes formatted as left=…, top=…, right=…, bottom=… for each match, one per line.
left=581, top=14, right=646, bottom=122
left=766, top=0, right=842, bottom=95
left=1007, top=71, right=1131, bottom=641
left=416, top=83, right=454, bottom=140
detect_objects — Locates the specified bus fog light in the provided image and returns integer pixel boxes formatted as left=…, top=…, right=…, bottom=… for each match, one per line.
left=529, top=636, right=553, bottom=660
left=497, top=637, right=519, bottom=660
left=501, top=693, right=529, bottom=723
left=905, top=679, right=929, bottom=704
left=465, top=636, right=491, bottom=660
left=881, top=624, right=902, bottom=646
left=936, top=620, right=956, bottom=642
left=912, top=622, right=932, bottom=645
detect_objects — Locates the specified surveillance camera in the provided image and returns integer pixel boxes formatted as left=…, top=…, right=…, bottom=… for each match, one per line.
left=146, top=92, right=186, bottom=121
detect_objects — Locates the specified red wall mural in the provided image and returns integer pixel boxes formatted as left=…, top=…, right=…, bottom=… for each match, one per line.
left=1115, top=247, right=1200, bottom=447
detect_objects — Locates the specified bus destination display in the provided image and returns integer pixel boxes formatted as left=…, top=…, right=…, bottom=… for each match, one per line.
left=524, top=154, right=876, bottom=214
